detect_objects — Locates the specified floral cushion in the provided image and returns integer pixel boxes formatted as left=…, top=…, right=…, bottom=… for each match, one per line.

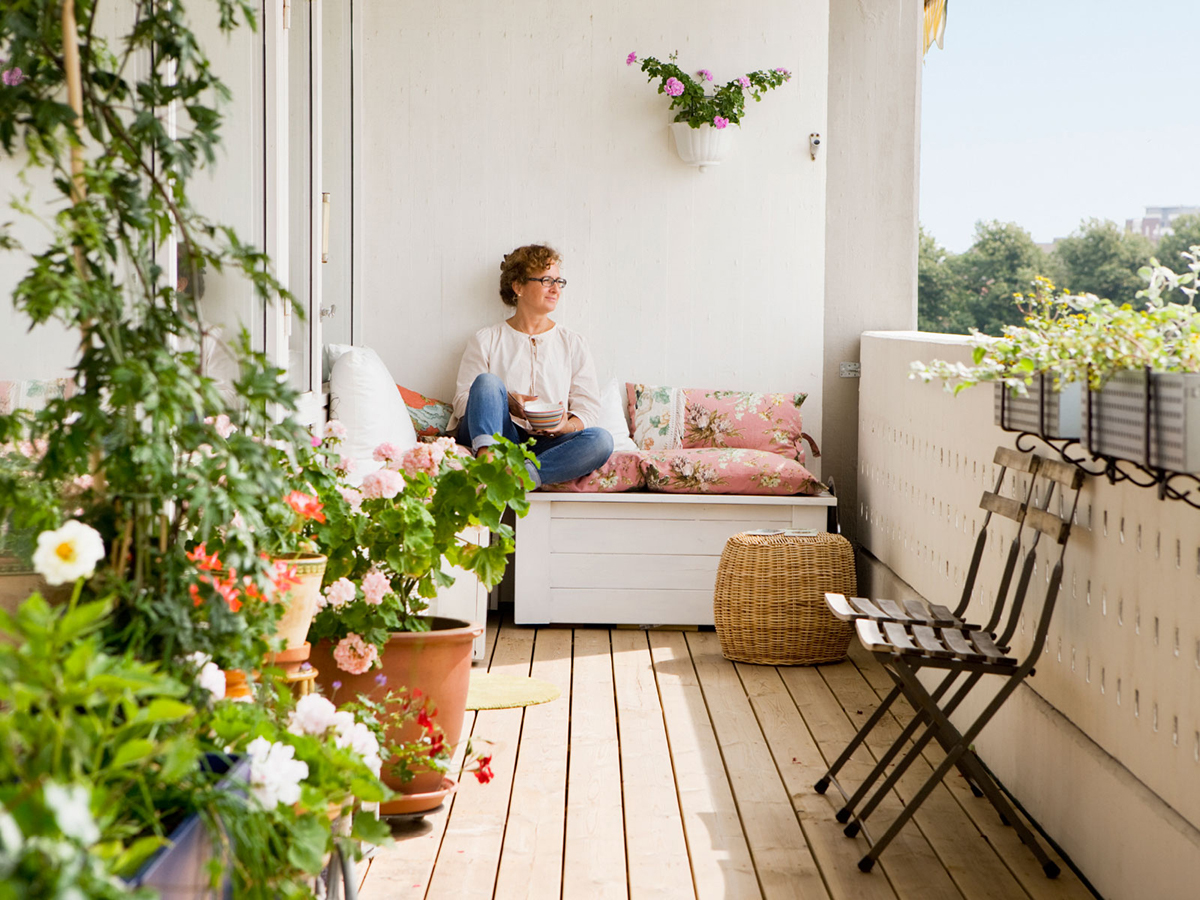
left=681, top=388, right=808, bottom=462
left=397, top=385, right=454, bottom=437
left=626, top=383, right=687, bottom=452
left=0, top=379, right=75, bottom=416
left=539, top=451, right=646, bottom=493
left=640, top=448, right=823, bottom=496
left=627, top=383, right=809, bottom=462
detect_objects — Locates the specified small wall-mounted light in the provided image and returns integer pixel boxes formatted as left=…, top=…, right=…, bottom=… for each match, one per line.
left=809, top=133, right=821, bottom=160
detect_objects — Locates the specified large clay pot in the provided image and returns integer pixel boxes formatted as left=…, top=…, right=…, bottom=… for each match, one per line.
left=267, top=552, right=326, bottom=673
left=309, top=616, right=482, bottom=813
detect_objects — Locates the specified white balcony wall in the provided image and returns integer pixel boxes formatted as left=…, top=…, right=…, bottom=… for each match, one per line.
left=859, top=331, right=1200, bottom=900
left=357, top=1, right=830, bottom=461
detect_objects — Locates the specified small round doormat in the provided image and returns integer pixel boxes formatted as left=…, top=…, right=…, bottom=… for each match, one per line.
left=465, top=673, right=561, bottom=710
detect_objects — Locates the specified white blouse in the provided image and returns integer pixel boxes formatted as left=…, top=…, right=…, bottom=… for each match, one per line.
left=450, top=320, right=603, bottom=431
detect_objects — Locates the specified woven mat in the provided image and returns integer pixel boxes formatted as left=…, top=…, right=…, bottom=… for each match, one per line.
left=465, top=673, right=561, bottom=710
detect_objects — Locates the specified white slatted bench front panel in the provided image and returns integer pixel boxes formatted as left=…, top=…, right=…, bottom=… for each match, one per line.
left=514, top=492, right=837, bottom=625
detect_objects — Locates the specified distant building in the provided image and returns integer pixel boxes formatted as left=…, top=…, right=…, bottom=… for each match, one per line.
left=1125, top=205, right=1200, bottom=242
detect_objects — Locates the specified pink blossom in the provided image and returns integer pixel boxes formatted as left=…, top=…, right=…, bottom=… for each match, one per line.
left=774, top=67, right=791, bottom=77
left=361, top=468, right=405, bottom=500
left=324, top=577, right=357, bottom=609
left=712, top=116, right=729, bottom=130
left=325, top=420, right=348, bottom=440
left=362, top=569, right=390, bottom=605
left=626, top=51, right=638, bottom=66
left=697, top=69, right=712, bottom=82
left=664, top=77, right=684, bottom=97
left=737, top=76, right=751, bottom=89
left=205, top=414, right=235, bottom=439
left=373, top=442, right=403, bottom=463
left=311, top=434, right=321, bottom=447
left=339, top=486, right=364, bottom=511
left=400, top=443, right=442, bottom=479
left=333, top=633, right=379, bottom=674
left=335, top=455, right=355, bottom=475
left=2, top=68, right=24, bottom=87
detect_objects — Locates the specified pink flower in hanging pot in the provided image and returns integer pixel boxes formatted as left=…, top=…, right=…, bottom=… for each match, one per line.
left=712, top=116, right=729, bottom=130
left=626, top=51, right=638, bottom=65
left=664, top=77, right=684, bottom=97
left=697, top=68, right=712, bottom=82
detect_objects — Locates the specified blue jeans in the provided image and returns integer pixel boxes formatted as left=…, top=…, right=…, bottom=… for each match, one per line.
left=457, top=373, right=614, bottom=486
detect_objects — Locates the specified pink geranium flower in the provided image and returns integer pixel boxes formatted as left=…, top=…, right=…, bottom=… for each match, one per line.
left=361, top=468, right=405, bottom=500
left=325, top=420, right=348, bottom=439
left=664, top=77, right=684, bottom=97
left=333, top=633, right=378, bottom=674
left=697, top=69, right=712, bottom=82
left=362, top=568, right=390, bottom=605
left=626, top=51, right=638, bottom=66
left=737, top=76, right=751, bottom=89
left=400, top=443, right=443, bottom=479
left=373, top=442, right=403, bottom=463
left=323, top=577, right=357, bottom=609
left=712, top=116, right=729, bottom=130
left=2, top=68, right=24, bottom=87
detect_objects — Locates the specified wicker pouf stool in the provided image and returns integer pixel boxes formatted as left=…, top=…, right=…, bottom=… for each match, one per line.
left=713, top=531, right=856, bottom=665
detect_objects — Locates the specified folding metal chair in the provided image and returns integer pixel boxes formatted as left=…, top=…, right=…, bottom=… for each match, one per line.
left=815, top=447, right=1041, bottom=810
left=831, top=453, right=1085, bottom=876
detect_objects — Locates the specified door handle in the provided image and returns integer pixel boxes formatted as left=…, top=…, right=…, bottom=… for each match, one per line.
left=321, top=192, right=331, bottom=263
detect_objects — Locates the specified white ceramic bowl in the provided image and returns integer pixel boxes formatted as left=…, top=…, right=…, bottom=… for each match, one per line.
left=524, top=401, right=564, bottom=430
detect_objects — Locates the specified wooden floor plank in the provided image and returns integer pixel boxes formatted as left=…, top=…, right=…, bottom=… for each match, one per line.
left=735, top=662, right=901, bottom=900
left=686, top=632, right=829, bottom=900
left=358, top=715, right=475, bottom=900
left=648, top=632, right=760, bottom=900
left=846, top=654, right=1094, bottom=900
left=424, top=624, right=534, bottom=898
left=563, top=628, right=627, bottom=900
left=817, top=661, right=1030, bottom=900
left=777, top=664, right=964, bottom=900
left=494, top=627, right=573, bottom=900
left=611, top=629, right=695, bottom=900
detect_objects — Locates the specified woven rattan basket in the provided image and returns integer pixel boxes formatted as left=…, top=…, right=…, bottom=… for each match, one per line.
left=713, top=531, right=856, bottom=665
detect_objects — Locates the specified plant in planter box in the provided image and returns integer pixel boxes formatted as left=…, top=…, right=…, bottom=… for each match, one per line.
left=911, top=249, right=1200, bottom=467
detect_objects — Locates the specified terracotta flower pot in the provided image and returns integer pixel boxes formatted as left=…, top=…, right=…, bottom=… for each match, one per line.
left=309, top=616, right=482, bottom=813
left=267, top=552, right=326, bottom=673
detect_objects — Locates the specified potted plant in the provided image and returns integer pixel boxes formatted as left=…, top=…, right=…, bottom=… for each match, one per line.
left=627, top=51, right=792, bottom=171
left=913, top=250, right=1200, bottom=470
left=305, top=436, right=532, bottom=810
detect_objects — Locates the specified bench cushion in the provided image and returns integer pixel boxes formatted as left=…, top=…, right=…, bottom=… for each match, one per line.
left=626, top=383, right=808, bottom=462
left=640, top=448, right=822, bottom=496
left=538, top=450, right=646, bottom=493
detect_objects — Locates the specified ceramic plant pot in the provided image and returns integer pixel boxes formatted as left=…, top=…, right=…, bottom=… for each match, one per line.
left=267, top=552, right=327, bottom=673
left=310, top=616, right=483, bottom=814
left=669, top=121, right=736, bottom=172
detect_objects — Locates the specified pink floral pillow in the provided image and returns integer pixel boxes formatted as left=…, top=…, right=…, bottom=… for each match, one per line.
left=626, top=384, right=686, bottom=452
left=681, top=389, right=808, bottom=462
left=539, top=451, right=646, bottom=493
left=640, top=448, right=823, bottom=496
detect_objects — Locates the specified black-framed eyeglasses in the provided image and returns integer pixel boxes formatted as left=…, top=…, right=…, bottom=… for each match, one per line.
left=525, top=276, right=567, bottom=288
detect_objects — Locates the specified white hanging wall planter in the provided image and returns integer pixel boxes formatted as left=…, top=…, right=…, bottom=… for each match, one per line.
left=670, top=122, right=736, bottom=172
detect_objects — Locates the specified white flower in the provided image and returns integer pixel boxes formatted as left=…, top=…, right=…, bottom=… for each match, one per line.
left=288, top=694, right=339, bottom=737
left=198, top=662, right=225, bottom=700
left=32, top=520, right=106, bottom=586
left=43, top=782, right=100, bottom=845
left=205, top=414, right=236, bottom=439
left=323, top=577, right=357, bottom=609
left=334, top=720, right=382, bottom=775
left=325, top=420, right=348, bottom=440
left=246, top=736, right=308, bottom=808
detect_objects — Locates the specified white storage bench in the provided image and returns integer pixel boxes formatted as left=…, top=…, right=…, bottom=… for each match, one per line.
left=513, top=491, right=837, bottom=626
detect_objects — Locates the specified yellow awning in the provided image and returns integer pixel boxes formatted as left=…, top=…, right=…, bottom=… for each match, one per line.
left=924, top=0, right=948, bottom=55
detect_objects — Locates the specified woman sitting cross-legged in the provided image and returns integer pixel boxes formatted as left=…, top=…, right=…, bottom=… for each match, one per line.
left=451, top=243, right=614, bottom=487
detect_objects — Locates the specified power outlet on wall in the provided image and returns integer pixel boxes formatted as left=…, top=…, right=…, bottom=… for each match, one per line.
left=839, top=362, right=861, bottom=378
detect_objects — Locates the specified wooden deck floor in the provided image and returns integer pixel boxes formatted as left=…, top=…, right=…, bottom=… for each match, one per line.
left=357, top=614, right=1095, bottom=900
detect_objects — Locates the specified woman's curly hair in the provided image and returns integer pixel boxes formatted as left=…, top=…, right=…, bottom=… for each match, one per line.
left=499, top=244, right=561, bottom=307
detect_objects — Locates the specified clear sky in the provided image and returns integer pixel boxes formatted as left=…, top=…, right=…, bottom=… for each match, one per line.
left=919, top=0, right=1200, bottom=253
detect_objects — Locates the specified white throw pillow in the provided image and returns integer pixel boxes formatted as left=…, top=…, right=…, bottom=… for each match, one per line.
left=328, top=346, right=417, bottom=471
left=598, top=379, right=639, bottom=453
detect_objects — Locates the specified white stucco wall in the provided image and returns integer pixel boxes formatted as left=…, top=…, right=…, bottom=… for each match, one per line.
left=822, top=0, right=923, bottom=540
left=859, top=331, right=1200, bottom=900
left=357, top=1, right=830, bottom=460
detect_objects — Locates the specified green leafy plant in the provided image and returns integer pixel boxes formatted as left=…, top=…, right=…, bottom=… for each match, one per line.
left=628, top=51, right=792, bottom=129
left=911, top=248, right=1200, bottom=395
left=308, top=436, right=534, bottom=668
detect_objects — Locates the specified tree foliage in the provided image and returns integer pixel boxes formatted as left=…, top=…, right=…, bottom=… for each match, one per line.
left=1053, top=217, right=1153, bottom=305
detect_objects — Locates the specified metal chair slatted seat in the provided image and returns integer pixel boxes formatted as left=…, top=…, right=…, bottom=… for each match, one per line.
left=815, top=448, right=1041, bottom=810
left=828, top=451, right=1085, bottom=877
